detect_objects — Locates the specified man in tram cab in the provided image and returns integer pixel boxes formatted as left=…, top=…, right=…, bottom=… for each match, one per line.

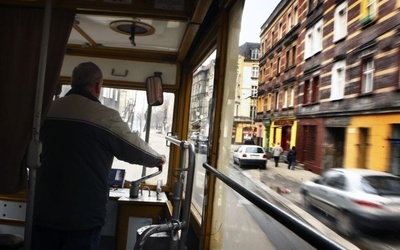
left=32, top=62, right=166, bottom=250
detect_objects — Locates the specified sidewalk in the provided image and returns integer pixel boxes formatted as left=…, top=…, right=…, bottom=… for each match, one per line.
left=247, top=159, right=320, bottom=207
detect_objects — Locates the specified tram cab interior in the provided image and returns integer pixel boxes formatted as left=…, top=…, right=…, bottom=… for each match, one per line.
left=0, top=0, right=357, bottom=250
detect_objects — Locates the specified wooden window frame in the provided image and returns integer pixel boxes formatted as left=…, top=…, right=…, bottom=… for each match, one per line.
left=361, top=56, right=374, bottom=93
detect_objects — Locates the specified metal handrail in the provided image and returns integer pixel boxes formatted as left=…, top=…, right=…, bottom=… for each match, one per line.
left=165, top=136, right=196, bottom=250
left=202, top=162, right=347, bottom=250
left=134, top=136, right=195, bottom=250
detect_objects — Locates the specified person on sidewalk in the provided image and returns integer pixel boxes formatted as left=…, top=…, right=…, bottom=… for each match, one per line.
left=287, top=146, right=297, bottom=170
left=271, top=142, right=283, bottom=167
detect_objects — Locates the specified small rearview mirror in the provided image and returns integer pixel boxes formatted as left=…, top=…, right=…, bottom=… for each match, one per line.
left=146, top=73, right=164, bottom=106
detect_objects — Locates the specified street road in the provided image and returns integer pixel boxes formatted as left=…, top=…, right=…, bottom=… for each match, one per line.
left=234, top=158, right=400, bottom=250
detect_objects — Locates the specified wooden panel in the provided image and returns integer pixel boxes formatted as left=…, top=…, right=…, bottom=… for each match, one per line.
left=115, top=191, right=172, bottom=250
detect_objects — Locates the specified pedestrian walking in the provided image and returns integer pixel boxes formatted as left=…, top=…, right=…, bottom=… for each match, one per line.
left=271, top=142, right=283, bottom=167
left=287, top=146, right=297, bottom=170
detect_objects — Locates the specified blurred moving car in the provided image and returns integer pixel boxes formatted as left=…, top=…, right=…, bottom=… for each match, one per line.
left=301, top=168, right=400, bottom=237
left=195, top=135, right=208, bottom=154
left=232, top=145, right=267, bottom=169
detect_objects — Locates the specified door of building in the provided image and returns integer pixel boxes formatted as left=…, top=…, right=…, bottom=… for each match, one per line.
left=357, top=128, right=369, bottom=168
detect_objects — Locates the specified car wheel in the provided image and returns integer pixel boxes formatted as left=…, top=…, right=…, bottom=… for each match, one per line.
left=336, top=211, right=357, bottom=238
left=238, top=160, right=243, bottom=168
left=302, top=193, right=312, bottom=211
left=259, top=164, right=266, bottom=170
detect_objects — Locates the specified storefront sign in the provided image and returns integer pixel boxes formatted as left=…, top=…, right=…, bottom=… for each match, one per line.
left=325, top=117, right=350, bottom=127
left=274, top=120, right=293, bottom=126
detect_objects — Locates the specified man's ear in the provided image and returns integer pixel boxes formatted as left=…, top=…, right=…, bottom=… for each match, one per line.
left=95, top=82, right=102, bottom=95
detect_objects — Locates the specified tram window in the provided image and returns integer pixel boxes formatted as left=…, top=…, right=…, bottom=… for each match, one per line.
left=188, top=51, right=216, bottom=215
left=59, top=85, right=174, bottom=185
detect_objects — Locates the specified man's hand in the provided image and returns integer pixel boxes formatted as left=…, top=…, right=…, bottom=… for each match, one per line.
left=156, top=155, right=166, bottom=171
left=159, top=155, right=166, bottom=165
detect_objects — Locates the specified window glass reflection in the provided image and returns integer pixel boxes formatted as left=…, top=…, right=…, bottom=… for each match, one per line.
left=188, top=51, right=216, bottom=215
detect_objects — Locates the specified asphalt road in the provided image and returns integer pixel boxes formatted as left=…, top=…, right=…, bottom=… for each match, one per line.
left=234, top=158, right=400, bottom=250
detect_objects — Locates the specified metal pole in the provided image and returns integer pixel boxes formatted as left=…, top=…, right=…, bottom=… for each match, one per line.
left=178, top=143, right=196, bottom=250
left=141, top=105, right=152, bottom=177
left=25, top=0, right=52, bottom=248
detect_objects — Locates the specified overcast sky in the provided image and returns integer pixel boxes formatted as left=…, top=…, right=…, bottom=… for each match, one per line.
left=239, top=0, right=280, bottom=45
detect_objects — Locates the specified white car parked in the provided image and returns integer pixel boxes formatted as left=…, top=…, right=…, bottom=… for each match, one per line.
left=232, top=145, right=267, bottom=169
left=301, top=168, right=400, bottom=237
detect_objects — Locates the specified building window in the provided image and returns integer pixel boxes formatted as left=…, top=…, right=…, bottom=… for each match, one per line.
left=308, top=0, right=314, bottom=12
left=271, top=31, right=275, bottom=45
left=275, top=91, right=280, bottom=110
left=315, top=23, right=323, bottom=52
left=251, top=86, right=258, bottom=98
left=304, top=80, right=310, bottom=104
left=270, top=62, right=273, bottom=78
left=331, top=60, right=346, bottom=100
left=293, top=6, right=298, bottom=25
left=288, top=13, right=292, bottom=29
left=292, top=46, right=296, bottom=66
left=251, top=49, right=260, bottom=60
left=305, top=19, right=323, bottom=59
left=334, top=1, right=348, bottom=42
left=267, top=93, right=272, bottom=111
left=278, top=22, right=283, bottom=40
left=264, top=95, right=268, bottom=111
left=249, top=105, right=256, bottom=120
left=264, top=68, right=268, bottom=82
left=361, top=0, right=377, bottom=24
left=257, top=96, right=262, bottom=113
left=252, top=66, right=259, bottom=78
left=305, top=30, right=313, bottom=59
left=361, top=57, right=374, bottom=93
left=286, top=50, right=290, bottom=69
left=277, top=57, right=281, bottom=74
left=311, top=76, right=319, bottom=102
left=290, top=86, right=294, bottom=107
left=367, top=0, right=376, bottom=18
left=283, top=88, right=288, bottom=108
left=303, top=76, right=319, bottom=104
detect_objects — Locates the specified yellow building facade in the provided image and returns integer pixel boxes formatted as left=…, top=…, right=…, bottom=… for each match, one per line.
left=345, top=114, right=400, bottom=173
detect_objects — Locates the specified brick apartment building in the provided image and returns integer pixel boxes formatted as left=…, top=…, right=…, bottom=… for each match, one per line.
left=258, top=0, right=400, bottom=174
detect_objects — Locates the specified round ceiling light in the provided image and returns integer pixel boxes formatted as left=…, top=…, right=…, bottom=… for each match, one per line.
left=110, top=20, right=155, bottom=36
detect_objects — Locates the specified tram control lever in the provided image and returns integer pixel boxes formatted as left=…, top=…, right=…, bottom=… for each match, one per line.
left=129, top=165, right=163, bottom=198
left=156, top=180, right=162, bottom=200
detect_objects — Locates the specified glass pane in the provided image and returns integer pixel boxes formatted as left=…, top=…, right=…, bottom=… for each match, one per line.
left=188, top=51, right=216, bottom=215
left=60, top=86, right=174, bottom=185
left=214, top=174, right=316, bottom=250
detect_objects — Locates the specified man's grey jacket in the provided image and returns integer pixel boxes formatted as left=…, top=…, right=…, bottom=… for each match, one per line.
left=34, top=87, right=163, bottom=230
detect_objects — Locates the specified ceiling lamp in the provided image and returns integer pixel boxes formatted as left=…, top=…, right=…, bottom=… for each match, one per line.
left=110, top=20, right=155, bottom=47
